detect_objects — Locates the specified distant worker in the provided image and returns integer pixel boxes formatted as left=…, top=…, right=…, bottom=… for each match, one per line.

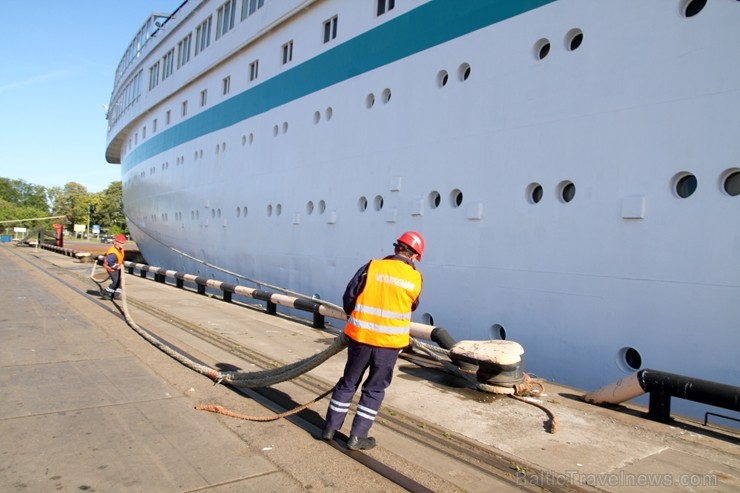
left=323, top=231, right=425, bottom=450
left=102, top=234, right=127, bottom=299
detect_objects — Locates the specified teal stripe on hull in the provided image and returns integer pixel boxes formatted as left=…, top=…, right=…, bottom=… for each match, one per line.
left=122, top=0, right=555, bottom=172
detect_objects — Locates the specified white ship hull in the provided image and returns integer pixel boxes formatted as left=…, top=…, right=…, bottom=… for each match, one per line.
left=106, top=0, right=740, bottom=422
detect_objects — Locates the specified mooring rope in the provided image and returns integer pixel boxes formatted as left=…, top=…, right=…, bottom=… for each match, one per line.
left=89, top=254, right=557, bottom=431
left=89, top=261, right=344, bottom=420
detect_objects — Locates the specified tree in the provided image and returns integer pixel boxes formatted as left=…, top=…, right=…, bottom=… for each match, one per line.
left=49, top=182, right=90, bottom=233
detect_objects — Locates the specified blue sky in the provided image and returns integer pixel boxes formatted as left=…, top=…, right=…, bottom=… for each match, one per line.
left=0, top=1, right=183, bottom=193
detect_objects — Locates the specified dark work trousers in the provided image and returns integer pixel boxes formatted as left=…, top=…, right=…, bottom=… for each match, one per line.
left=107, top=269, right=121, bottom=291
left=325, top=337, right=400, bottom=438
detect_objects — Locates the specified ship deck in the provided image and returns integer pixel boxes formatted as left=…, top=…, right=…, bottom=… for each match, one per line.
left=1, top=243, right=738, bottom=492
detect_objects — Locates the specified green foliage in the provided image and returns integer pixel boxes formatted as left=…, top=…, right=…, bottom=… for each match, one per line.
left=1, top=177, right=127, bottom=236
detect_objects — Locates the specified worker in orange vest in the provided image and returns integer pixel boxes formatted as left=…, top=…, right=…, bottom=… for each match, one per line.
left=102, top=234, right=127, bottom=299
left=323, top=232, right=425, bottom=450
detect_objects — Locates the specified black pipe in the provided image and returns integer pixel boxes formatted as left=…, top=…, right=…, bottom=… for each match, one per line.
left=637, top=369, right=740, bottom=423
left=430, top=326, right=456, bottom=350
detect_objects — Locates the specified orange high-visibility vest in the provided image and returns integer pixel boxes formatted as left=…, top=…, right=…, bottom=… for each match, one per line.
left=344, top=258, right=422, bottom=348
left=104, top=245, right=124, bottom=272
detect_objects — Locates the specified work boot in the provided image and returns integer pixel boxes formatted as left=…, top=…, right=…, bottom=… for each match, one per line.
left=347, top=435, right=376, bottom=451
left=321, top=427, right=335, bottom=441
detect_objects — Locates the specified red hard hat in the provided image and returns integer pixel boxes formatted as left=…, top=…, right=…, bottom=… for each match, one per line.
left=396, top=231, right=425, bottom=260
left=114, top=234, right=127, bottom=244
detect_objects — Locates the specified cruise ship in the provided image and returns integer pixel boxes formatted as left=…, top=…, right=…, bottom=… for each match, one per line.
left=105, top=0, right=740, bottom=422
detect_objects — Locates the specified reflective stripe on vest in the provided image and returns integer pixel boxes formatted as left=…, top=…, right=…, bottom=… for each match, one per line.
left=104, top=246, right=124, bottom=272
left=344, top=258, right=421, bottom=348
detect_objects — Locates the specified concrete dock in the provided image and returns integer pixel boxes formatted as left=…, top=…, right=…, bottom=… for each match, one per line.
left=1, top=243, right=738, bottom=492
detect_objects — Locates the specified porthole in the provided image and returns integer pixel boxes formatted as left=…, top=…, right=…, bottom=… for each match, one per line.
left=557, top=181, right=576, bottom=203
left=490, top=324, right=506, bottom=340
left=307, top=201, right=314, bottom=214
left=217, top=208, right=221, bottom=219
left=382, top=88, right=392, bottom=103
left=682, top=0, right=707, bottom=18
left=422, top=313, right=435, bottom=326
left=450, top=188, right=463, bottom=207
left=534, top=38, right=551, bottom=60
left=527, top=183, right=544, bottom=204
left=273, top=125, right=279, bottom=136
left=325, top=107, right=333, bottom=120
left=374, top=195, right=384, bottom=211
left=673, top=172, right=697, bottom=199
left=429, top=190, right=441, bottom=209
left=267, top=204, right=273, bottom=216
left=437, top=70, right=449, bottom=88
left=215, top=144, right=220, bottom=154
left=241, top=135, right=247, bottom=146
left=366, top=93, right=375, bottom=108
left=242, top=206, right=248, bottom=217
left=358, top=196, right=368, bottom=212
left=565, top=28, right=583, bottom=51
left=236, top=207, right=241, bottom=218
left=318, top=200, right=326, bottom=214
left=249, top=133, right=254, bottom=144
left=211, top=209, right=215, bottom=219
left=617, top=346, right=643, bottom=372
left=276, top=203, right=282, bottom=216
left=282, top=122, right=288, bottom=134
left=313, top=111, right=321, bottom=124
left=458, top=63, right=471, bottom=81
left=721, top=169, right=740, bottom=197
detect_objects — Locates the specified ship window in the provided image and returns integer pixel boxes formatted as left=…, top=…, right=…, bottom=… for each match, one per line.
left=249, top=60, right=259, bottom=81
left=273, top=125, right=279, bottom=136
left=177, top=33, right=192, bottom=68
left=325, top=107, right=333, bottom=120
left=282, top=40, right=294, bottom=65
left=166, top=110, right=171, bottom=125
left=243, top=206, right=248, bottom=217
left=422, top=313, right=435, bottom=326
left=236, top=207, right=241, bottom=218
left=142, top=126, right=147, bottom=140
left=458, top=63, right=471, bottom=81
left=181, top=100, right=188, bottom=117
left=366, top=93, right=375, bottom=108
left=313, top=111, right=321, bottom=124
left=382, top=88, right=392, bottom=103
left=195, top=16, right=213, bottom=55
left=241, top=0, right=265, bottom=20
left=429, top=191, right=441, bottom=209
left=558, top=181, right=576, bottom=203
left=222, top=76, right=231, bottom=95
left=673, top=172, right=697, bottom=198
left=534, top=38, right=551, bottom=60
left=267, top=204, right=273, bottom=216
left=306, top=201, right=314, bottom=214
left=722, top=169, right=740, bottom=197
left=437, top=70, right=448, bottom=88
left=450, top=189, right=463, bottom=207
left=323, top=16, right=338, bottom=44
left=374, top=195, right=384, bottom=211
left=162, top=49, right=175, bottom=79
left=566, top=28, right=583, bottom=51
left=528, top=183, right=544, bottom=204
left=216, top=0, right=237, bottom=40
left=377, top=0, right=395, bottom=16
left=682, top=0, right=707, bottom=18
left=318, top=200, right=326, bottom=214
left=282, top=122, right=288, bottom=134
left=200, top=89, right=207, bottom=107
left=152, top=119, right=158, bottom=133
left=276, top=204, right=282, bottom=216
left=149, top=61, right=160, bottom=90
left=358, top=196, right=368, bottom=212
